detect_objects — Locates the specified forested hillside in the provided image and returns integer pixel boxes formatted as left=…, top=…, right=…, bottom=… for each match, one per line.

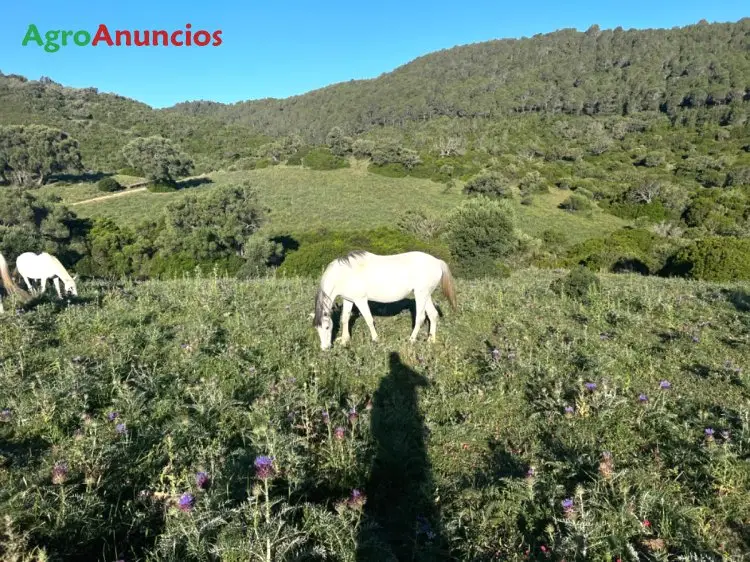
left=0, top=74, right=269, bottom=171
left=167, top=19, right=750, bottom=139
left=1, top=18, right=749, bottom=285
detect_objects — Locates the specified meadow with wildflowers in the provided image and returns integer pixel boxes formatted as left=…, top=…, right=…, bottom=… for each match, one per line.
left=1, top=269, right=749, bottom=561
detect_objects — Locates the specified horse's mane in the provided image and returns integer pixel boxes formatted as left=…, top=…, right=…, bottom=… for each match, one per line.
left=312, top=287, right=331, bottom=327
left=336, top=250, right=369, bottom=266
left=45, top=253, right=74, bottom=282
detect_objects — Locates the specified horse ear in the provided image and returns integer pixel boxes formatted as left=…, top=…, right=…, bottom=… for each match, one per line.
left=73, top=275, right=78, bottom=281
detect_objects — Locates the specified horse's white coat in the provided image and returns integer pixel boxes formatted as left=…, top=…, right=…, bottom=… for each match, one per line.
left=16, top=252, right=78, bottom=298
left=312, top=251, right=456, bottom=350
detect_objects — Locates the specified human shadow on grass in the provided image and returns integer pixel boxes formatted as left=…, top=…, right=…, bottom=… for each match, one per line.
left=355, top=352, right=449, bottom=561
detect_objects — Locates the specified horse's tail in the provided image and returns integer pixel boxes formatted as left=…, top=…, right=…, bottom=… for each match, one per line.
left=0, top=253, right=31, bottom=302
left=439, top=260, right=457, bottom=311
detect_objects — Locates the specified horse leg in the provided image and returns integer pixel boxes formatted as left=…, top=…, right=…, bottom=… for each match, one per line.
left=425, top=296, right=439, bottom=343
left=38, top=278, right=48, bottom=295
left=354, top=299, right=378, bottom=342
left=53, top=277, right=62, bottom=299
left=338, top=299, right=353, bottom=345
left=409, top=292, right=428, bottom=343
left=22, top=276, right=35, bottom=295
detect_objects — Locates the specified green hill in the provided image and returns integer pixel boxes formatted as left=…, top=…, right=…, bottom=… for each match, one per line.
left=166, top=19, right=750, bottom=139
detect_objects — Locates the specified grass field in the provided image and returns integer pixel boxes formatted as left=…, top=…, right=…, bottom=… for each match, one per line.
left=41, top=164, right=628, bottom=245
left=1, top=270, right=749, bottom=560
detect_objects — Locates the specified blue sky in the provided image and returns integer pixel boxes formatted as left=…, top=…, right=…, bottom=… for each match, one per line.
left=1, top=0, right=747, bottom=108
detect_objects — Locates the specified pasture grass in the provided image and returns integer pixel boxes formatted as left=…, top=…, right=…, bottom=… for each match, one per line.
left=1, top=270, right=749, bottom=560
left=55, top=166, right=626, bottom=245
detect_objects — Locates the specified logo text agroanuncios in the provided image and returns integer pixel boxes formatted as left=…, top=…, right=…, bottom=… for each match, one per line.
left=22, top=23, right=223, bottom=53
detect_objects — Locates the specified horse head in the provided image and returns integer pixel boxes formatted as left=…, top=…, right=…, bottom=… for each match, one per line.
left=64, top=275, right=78, bottom=296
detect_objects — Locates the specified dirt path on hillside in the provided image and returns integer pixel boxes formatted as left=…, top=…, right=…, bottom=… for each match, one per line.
left=71, top=186, right=148, bottom=206
left=70, top=174, right=211, bottom=206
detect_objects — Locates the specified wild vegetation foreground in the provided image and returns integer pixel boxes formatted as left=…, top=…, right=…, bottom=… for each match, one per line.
left=1, top=270, right=749, bottom=561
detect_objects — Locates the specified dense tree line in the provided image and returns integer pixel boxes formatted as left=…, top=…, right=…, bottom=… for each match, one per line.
left=166, top=19, right=750, bottom=140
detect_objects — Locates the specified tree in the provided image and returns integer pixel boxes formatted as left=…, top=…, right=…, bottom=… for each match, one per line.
left=326, top=126, right=353, bottom=156
left=444, top=196, right=520, bottom=276
left=463, top=172, right=512, bottom=198
left=155, top=181, right=268, bottom=261
left=0, top=188, right=86, bottom=262
left=0, top=125, right=82, bottom=186
left=121, top=136, right=193, bottom=184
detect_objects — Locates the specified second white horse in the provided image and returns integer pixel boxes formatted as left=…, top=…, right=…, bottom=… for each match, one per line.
left=16, top=252, right=78, bottom=298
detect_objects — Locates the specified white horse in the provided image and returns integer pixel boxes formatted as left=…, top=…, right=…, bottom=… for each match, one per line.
left=16, top=252, right=78, bottom=299
left=312, top=250, right=457, bottom=350
left=0, top=252, right=31, bottom=314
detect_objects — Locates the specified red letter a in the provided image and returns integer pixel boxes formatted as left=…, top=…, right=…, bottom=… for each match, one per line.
left=91, top=24, right=114, bottom=46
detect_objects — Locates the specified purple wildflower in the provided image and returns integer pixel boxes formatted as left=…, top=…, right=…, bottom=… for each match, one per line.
left=562, top=498, right=574, bottom=511
left=348, top=407, right=358, bottom=423
left=322, top=410, right=330, bottom=424
left=334, top=426, right=346, bottom=440
left=52, top=461, right=69, bottom=485
left=178, top=493, right=194, bottom=512
left=491, top=348, right=500, bottom=361
left=254, top=456, right=275, bottom=480
left=691, top=336, right=700, bottom=344
left=196, top=471, right=210, bottom=489
left=639, top=393, right=649, bottom=403
left=526, top=467, right=535, bottom=478
left=585, top=382, right=597, bottom=391
left=348, top=489, right=366, bottom=509
left=115, top=423, right=127, bottom=435
left=564, top=406, right=574, bottom=416
left=107, top=411, right=119, bottom=421
left=659, top=380, right=671, bottom=390
left=705, top=428, right=714, bottom=437
left=0, top=408, right=11, bottom=422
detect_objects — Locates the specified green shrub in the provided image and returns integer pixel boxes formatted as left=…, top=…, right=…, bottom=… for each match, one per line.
left=147, top=181, right=178, bottom=193
left=368, top=162, right=409, bottom=178
left=396, top=210, right=444, bottom=239
left=572, top=186, right=593, bottom=199
left=559, top=194, right=593, bottom=212
left=550, top=265, right=601, bottom=303
left=444, top=196, right=520, bottom=278
left=352, top=139, right=376, bottom=159
left=664, top=237, right=750, bottom=281
left=234, top=156, right=270, bottom=170
left=463, top=172, right=512, bottom=198
left=541, top=229, right=569, bottom=248
left=605, top=201, right=670, bottom=222
left=518, top=171, right=547, bottom=195
left=303, top=148, right=349, bottom=170
left=277, top=228, right=452, bottom=277
left=559, top=228, right=674, bottom=275
left=97, top=177, right=123, bottom=192
left=117, top=166, right=141, bottom=176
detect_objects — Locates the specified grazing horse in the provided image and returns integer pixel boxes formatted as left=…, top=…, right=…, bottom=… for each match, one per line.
left=0, top=252, right=31, bottom=314
left=16, top=252, right=78, bottom=299
left=312, top=250, right=457, bottom=350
